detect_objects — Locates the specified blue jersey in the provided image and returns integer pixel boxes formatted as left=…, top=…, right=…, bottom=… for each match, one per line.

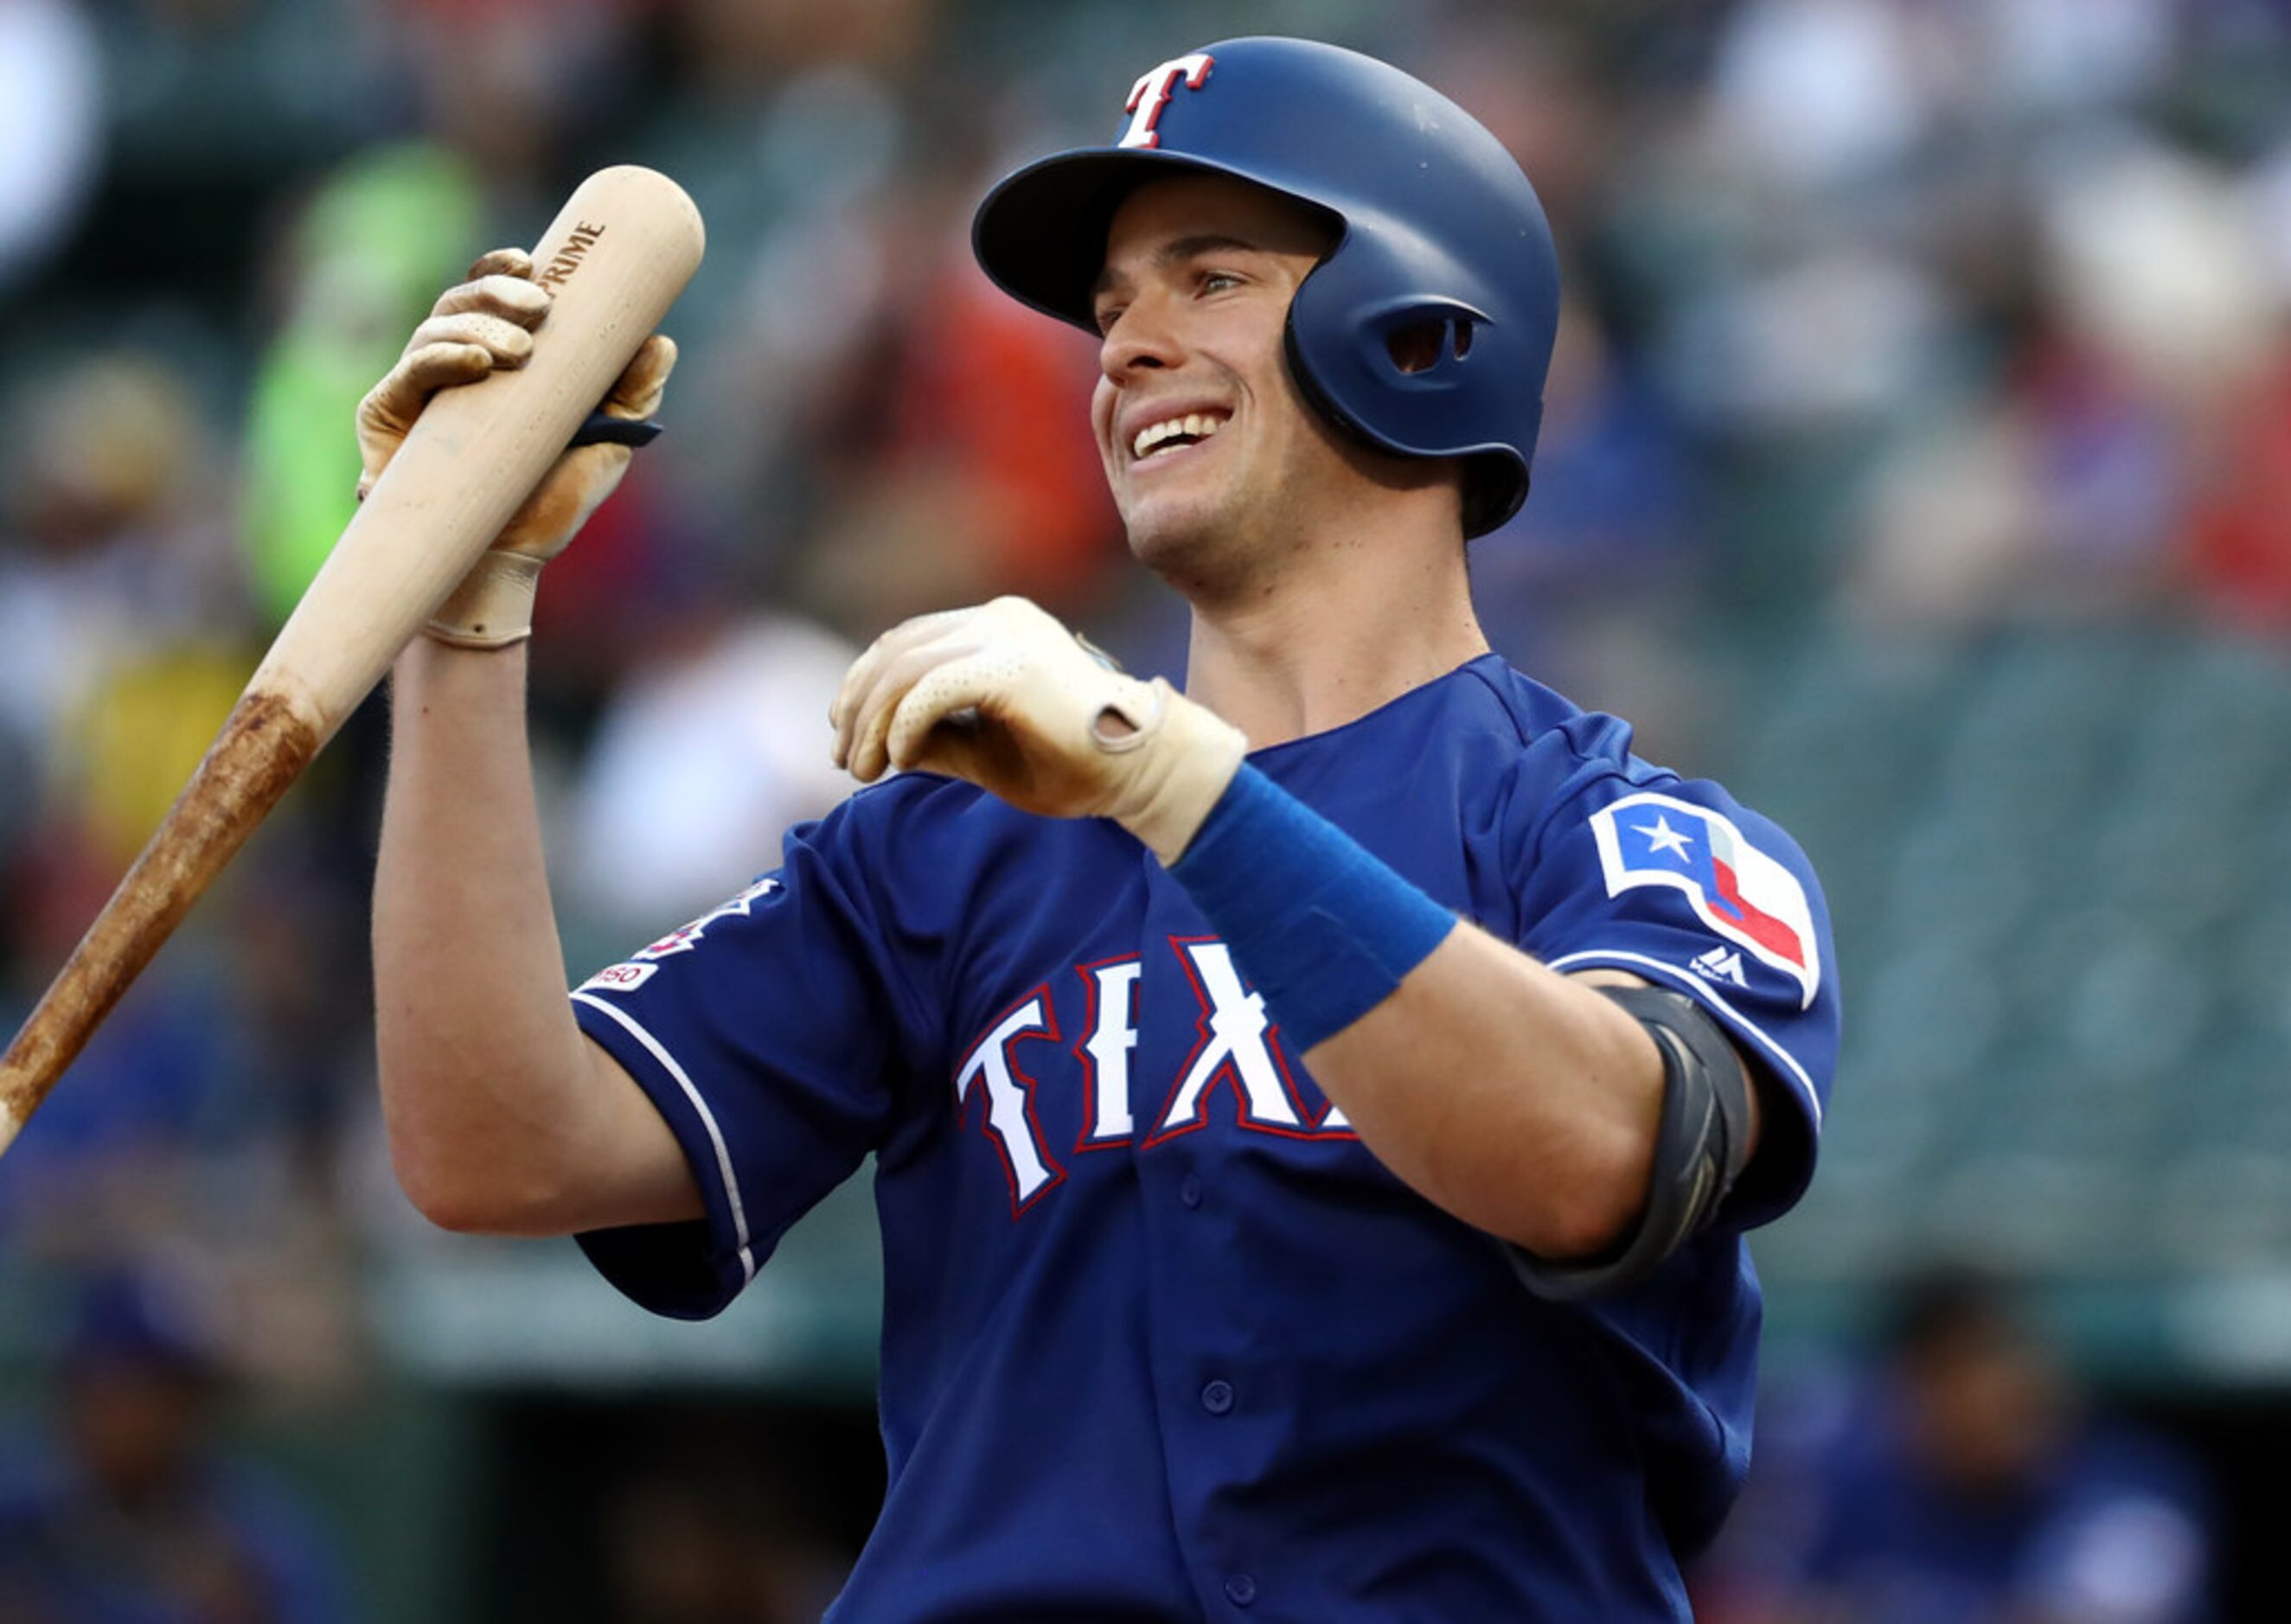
left=571, top=653, right=1840, bottom=1621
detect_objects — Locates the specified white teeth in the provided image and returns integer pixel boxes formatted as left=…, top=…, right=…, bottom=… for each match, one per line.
left=1130, top=412, right=1226, bottom=459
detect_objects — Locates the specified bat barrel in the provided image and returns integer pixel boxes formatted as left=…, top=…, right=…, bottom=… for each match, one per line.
left=0, top=688, right=322, bottom=1154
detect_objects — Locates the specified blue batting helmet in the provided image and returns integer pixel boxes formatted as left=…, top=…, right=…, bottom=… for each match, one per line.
left=972, top=36, right=1561, bottom=537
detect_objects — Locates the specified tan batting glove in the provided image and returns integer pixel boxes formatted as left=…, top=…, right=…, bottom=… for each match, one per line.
left=830, top=597, right=1249, bottom=866
left=355, top=246, right=678, bottom=649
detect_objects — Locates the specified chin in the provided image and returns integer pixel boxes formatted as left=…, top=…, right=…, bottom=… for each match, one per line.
left=1121, top=497, right=1227, bottom=578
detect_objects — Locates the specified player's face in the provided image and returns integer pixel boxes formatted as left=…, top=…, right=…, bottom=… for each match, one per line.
left=1089, top=175, right=1352, bottom=577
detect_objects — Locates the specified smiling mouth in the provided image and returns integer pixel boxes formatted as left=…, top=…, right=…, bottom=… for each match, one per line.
left=1130, top=412, right=1229, bottom=461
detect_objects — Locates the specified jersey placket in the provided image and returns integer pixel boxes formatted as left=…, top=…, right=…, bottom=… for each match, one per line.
left=1130, top=860, right=1292, bottom=1615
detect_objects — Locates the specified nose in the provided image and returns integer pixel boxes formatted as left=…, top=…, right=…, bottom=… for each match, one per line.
left=1098, top=288, right=1184, bottom=383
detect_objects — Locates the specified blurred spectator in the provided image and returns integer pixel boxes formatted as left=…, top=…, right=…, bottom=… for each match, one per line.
left=0, top=351, right=243, bottom=804
left=0, top=1264, right=352, bottom=1623
left=560, top=608, right=857, bottom=938
left=2182, top=344, right=2291, bottom=635
left=602, top=1457, right=845, bottom=1624
left=1708, top=0, right=1935, bottom=195
left=672, top=0, right=937, bottom=94
left=0, top=344, right=362, bottom=1379
left=241, top=144, right=484, bottom=628
left=1698, top=1268, right=2217, bottom=1624
left=0, top=350, right=253, bottom=1043
left=0, top=0, right=103, bottom=292
left=391, top=0, right=638, bottom=199
left=685, top=166, right=1118, bottom=625
left=1469, top=299, right=1708, bottom=752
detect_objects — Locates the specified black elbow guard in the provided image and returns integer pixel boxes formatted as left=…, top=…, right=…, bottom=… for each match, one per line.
left=1511, top=984, right=1755, bottom=1302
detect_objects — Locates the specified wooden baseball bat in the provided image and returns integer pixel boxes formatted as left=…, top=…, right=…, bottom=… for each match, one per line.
left=0, top=165, right=705, bottom=1157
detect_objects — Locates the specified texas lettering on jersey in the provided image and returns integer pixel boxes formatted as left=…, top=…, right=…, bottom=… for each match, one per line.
left=953, top=937, right=1353, bottom=1216
left=582, top=920, right=1352, bottom=1220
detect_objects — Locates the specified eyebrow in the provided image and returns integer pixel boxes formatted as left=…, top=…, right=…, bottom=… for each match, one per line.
left=1091, top=233, right=1263, bottom=302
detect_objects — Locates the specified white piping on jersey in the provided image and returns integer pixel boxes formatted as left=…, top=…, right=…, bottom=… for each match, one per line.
left=573, top=993, right=758, bottom=1282
left=1545, top=949, right=1824, bottom=1128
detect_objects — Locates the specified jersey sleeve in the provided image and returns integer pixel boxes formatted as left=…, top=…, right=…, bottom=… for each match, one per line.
left=568, top=790, right=931, bottom=1319
left=1511, top=769, right=1840, bottom=1230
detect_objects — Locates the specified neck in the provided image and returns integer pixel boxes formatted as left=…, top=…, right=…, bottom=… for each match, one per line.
left=1175, top=517, right=1489, bottom=749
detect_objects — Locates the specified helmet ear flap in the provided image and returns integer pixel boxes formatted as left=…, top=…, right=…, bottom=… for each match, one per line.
left=1283, top=230, right=1536, bottom=536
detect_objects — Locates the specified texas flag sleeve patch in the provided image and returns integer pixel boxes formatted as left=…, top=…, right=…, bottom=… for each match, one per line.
left=1588, top=790, right=1821, bottom=1008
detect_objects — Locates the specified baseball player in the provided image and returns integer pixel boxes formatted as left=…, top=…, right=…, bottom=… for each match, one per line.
left=368, top=37, right=1839, bottom=1621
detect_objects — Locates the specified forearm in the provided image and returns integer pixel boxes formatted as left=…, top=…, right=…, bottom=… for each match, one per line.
left=375, top=639, right=682, bottom=1233
left=1301, top=933, right=1664, bottom=1258
left=1161, top=763, right=1739, bottom=1261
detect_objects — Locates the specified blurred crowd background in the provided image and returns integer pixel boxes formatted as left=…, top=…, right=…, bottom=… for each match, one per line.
left=2, top=0, right=2288, bottom=1618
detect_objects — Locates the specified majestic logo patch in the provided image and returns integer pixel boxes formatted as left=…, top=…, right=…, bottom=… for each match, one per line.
left=1689, top=946, right=1748, bottom=988
left=1590, top=792, right=1819, bottom=1007
left=1119, top=53, right=1214, bottom=149
left=632, top=877, right=784, bottom=961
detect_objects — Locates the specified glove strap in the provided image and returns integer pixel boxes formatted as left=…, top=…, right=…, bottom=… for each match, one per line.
left=424, top=551, right=547, bottom=649
left=1109, top=680, right=1249, bottom=866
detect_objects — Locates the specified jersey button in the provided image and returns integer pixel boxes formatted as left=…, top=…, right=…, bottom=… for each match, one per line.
left=1179, top=1174, right=1203, bottom=1208
left=1224, top=1573, right=1257, bottom=1608
left=1200, top=1379, right=1235, bottom=1415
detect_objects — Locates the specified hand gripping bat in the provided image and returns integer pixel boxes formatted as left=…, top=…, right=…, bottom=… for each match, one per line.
left=0, top=166, right=706, bottom=1156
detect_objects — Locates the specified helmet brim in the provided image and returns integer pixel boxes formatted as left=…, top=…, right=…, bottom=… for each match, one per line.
left=972, top=146, right=1334, bottom=336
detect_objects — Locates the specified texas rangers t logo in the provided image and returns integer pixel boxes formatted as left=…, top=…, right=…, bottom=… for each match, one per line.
left=1120, top=53, right=1214, bottom=149
left=1589, top=792, right=1821, bottom=1007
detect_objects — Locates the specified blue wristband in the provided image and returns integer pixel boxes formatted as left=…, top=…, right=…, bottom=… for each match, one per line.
left=1167, top=764, right=1457, bottom=1052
